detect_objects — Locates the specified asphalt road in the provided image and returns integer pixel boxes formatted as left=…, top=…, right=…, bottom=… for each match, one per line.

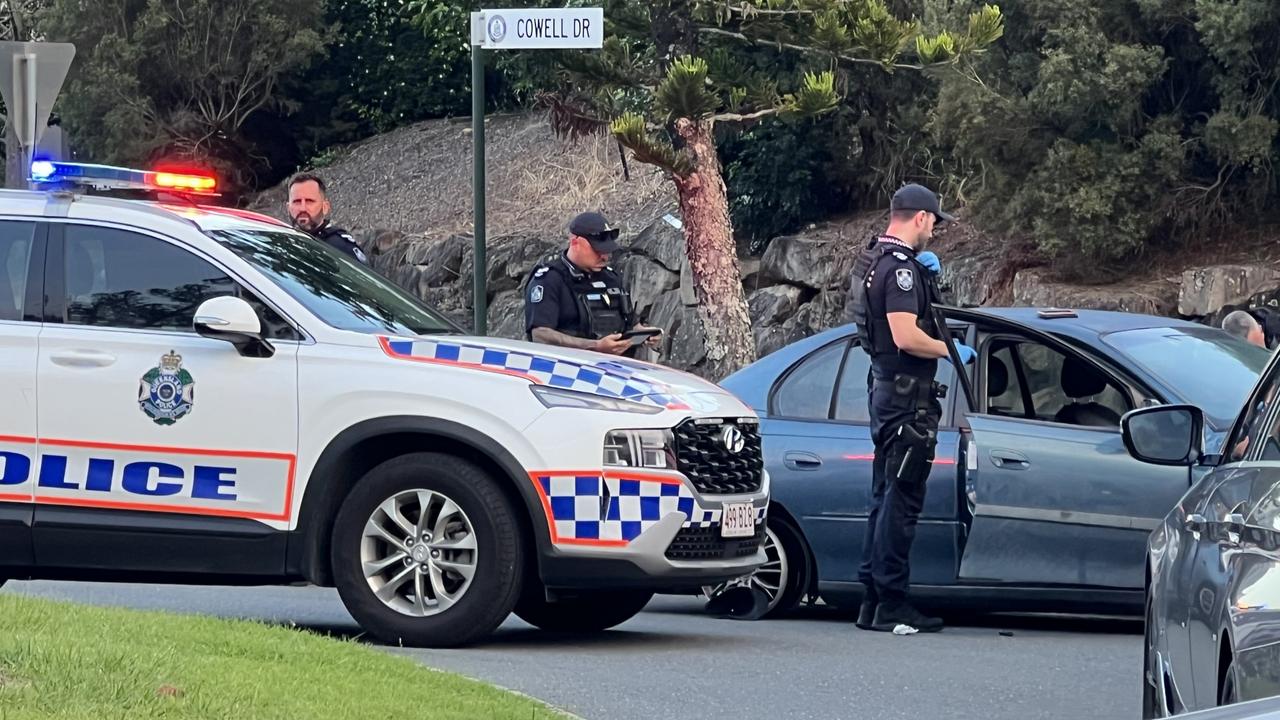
left=3, top=581, right=1141, bottom=720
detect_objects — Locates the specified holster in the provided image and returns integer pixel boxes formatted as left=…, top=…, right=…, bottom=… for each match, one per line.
left=883, top=374, right=941, bottom=484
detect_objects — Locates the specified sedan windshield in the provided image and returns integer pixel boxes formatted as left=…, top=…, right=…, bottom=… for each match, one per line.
left=208, top=228, right=458, bottom=337
left=1102, top=326, right=1270, bottom=428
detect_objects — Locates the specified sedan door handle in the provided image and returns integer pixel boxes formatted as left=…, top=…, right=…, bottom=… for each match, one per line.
left=989, top=449, right=1030, bottom=470
left=49, top=349, right=117, bottom=368
left=784, top=451, right=823, bottom=471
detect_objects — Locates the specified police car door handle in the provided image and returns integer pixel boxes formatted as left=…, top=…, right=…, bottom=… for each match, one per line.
left=784, top=451, right=822, bottom=470
left=989, top=449, right=1030, bottom=470
left=49, top=349, right=117, bottom=368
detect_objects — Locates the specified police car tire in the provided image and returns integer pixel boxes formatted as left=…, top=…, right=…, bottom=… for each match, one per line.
left=513, top=588, right=653, bottom=633
left=330, top=452, right=524, bottom=648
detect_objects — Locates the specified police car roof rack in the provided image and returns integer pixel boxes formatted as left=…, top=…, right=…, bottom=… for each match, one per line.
left=28, top=160, right=220, bottom=199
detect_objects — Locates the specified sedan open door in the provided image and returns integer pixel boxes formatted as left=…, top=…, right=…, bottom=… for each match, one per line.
left=947, top=309, right=1194, bottom=590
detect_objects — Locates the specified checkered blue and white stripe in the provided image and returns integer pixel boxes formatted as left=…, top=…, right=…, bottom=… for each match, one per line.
left=384, top=338, right=687, bottom=409
left=537, top=475, right=696, bottom=542
left=534, top=474, right=769, bottom=543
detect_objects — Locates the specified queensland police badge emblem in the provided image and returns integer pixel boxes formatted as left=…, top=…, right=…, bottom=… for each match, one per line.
left=895, top=268, right=915, bottom=291
left=139, top=351, right=195, bottom=426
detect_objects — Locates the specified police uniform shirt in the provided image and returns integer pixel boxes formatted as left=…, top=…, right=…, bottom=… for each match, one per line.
left=312, top=221, right=368, bottom=264
left=866, top=243, right=938, bottom=379
left=524, top=253, right=631, bottom=339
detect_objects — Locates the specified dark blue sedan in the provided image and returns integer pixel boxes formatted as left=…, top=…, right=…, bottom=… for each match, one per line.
left=712, top=307, right=1271, bottom=618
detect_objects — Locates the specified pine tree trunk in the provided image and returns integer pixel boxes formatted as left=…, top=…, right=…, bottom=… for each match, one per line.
left=672, top=117, right=756, bottom=378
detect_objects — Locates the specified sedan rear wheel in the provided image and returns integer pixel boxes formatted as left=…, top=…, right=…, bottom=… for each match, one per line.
left=703, top=517, right=807, bottom=618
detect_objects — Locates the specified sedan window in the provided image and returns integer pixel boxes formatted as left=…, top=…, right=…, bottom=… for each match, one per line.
left=832, top=344, right=873, bottom=422
left=983, top=338, right=1131, bottom=427
left=771, top=341, right=843, bottom=419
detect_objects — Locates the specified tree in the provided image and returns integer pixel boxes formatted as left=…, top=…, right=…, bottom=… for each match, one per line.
left=930, top=0, right=1280, bottom=276
left=546, top=0, right=1004, bottom=378
left=38, top=0, right=327, bottom=197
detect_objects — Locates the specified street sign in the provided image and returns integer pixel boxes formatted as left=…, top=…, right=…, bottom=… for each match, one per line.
left=467, top=8, right=603, bottom=335
left=0, top=41, right=75, bottom=148
left=473, top=8, right=604, bottom=50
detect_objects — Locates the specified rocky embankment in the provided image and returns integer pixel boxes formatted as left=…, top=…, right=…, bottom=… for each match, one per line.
left=255, top=112, right=1280, bottom=378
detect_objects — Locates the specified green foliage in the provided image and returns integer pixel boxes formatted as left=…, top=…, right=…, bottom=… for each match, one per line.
left=722, top=113, right=858, bottom=251
left=39, top=0, right=328, bottom=197
left=611, top=111, right=695, bottom=176
left=930, top=0, right=1280, bottom=274
left=655, top=56, right=719, bottom=120
left=784, top=71, right=839, bottom=116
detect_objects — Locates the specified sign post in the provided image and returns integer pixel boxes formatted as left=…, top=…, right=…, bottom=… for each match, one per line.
left=469, top=8, right=604, bottom=336
left=0, top=41, right=75, bottom=189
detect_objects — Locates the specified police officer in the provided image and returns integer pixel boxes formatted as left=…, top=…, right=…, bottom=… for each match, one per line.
left=524, top=211, right=662, bottom=356
left=285, top=172, right=369, bottom=264
left=848, top=184, right=975, bottom=635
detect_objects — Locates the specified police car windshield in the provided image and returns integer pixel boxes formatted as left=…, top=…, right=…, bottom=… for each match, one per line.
left=208, top=228, right=458, bottom=336
left=1102, top=326, right=1270, bottom=428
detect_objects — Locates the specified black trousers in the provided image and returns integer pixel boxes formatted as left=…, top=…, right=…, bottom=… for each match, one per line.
left=857, top=376, right=942, bottom=603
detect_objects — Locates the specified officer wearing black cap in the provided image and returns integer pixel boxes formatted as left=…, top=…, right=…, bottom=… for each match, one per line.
left=847, top=183, right=975, bottom=635
left=524, top=211, right=662, bottom=356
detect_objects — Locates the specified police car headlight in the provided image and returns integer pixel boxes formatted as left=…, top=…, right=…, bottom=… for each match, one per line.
left=604, top=429, right=676, bottom=469
left=529, top=386, right=664, bottom=415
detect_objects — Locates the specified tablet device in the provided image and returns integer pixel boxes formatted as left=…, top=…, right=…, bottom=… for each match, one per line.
left=620, top=328, right=662, bottom=345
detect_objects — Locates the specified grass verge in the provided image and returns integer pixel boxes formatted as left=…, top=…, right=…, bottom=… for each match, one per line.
left=0, top=593, right=566, bottom=720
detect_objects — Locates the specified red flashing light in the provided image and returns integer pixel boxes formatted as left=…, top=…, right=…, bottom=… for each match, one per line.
left=148, top=171, right=217, bottom=193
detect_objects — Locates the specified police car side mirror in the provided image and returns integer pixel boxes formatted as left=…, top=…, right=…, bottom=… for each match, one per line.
left=194, top=296, right=275, bottom=359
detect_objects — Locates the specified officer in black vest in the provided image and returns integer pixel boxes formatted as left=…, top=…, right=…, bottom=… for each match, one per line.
left=286, top=172, right=369, bottom=264
left=848, top=184, right=975, bottom=635
left=524, top=212, right=662, bottom=356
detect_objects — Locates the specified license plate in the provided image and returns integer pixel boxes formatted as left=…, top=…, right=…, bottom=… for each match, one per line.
left=721, top=503, right=756, bottom=538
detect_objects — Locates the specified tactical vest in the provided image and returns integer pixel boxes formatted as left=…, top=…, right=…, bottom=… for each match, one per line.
left=524, top=253, right=632, bottom=340
left=851, top=240, right=938, bottom=357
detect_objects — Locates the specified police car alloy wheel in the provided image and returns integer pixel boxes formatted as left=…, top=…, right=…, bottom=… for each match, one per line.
left=331, top=453, right=523, bottom=648
left=359, top=488, right=478, bottom=618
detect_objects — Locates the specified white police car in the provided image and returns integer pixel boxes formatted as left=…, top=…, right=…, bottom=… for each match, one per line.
left=0, top=161, right=769, bottom=646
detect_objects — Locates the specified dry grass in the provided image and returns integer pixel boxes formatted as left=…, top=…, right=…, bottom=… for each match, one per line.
left=252, top=112, right=673, bottom=242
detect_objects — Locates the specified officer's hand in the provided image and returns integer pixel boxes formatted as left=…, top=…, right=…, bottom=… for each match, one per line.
left=594, top=334, right=632, bottom=355
left=953, top=343, right=976, bottom=365
left=917, top=251, right=942, bottom=276
left=637, top=325, right=663, bottom=349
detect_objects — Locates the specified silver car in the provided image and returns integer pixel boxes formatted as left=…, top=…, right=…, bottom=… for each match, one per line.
left=1124, top=347, right=1280, bottom=716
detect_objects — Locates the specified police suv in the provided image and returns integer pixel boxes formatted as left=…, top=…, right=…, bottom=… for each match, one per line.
left=0, top=161, right=769, bottom=646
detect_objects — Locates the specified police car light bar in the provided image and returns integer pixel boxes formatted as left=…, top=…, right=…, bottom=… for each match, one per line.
left=29, top=161, right=219, bottom=195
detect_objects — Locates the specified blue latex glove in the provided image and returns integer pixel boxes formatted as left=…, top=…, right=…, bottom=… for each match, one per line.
left=953, top=343, right=976, bottom=365
left=916, top=251, right=941, bottom=275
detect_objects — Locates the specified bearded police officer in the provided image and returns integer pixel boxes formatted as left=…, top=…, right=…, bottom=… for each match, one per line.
left=286, top=172, right=369, bottom=264
left=848, top=184, right=975, bottom=635
left=524, top=212, right=662, bottom=356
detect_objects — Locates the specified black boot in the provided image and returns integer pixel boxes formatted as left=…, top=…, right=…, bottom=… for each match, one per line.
left=870, top=600, right=943, bottom=634
left=855, top=591, right=878, bottom=630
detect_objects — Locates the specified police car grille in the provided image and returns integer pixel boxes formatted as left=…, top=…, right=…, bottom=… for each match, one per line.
left=671, top=419, right=763, bottom=495
left=664, top=525, right=766, bottom=561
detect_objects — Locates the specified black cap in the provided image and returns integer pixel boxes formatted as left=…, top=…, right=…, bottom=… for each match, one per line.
left=891, top=183, right=955, bottom=223
left=568, top=211, right=621, bottom=253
